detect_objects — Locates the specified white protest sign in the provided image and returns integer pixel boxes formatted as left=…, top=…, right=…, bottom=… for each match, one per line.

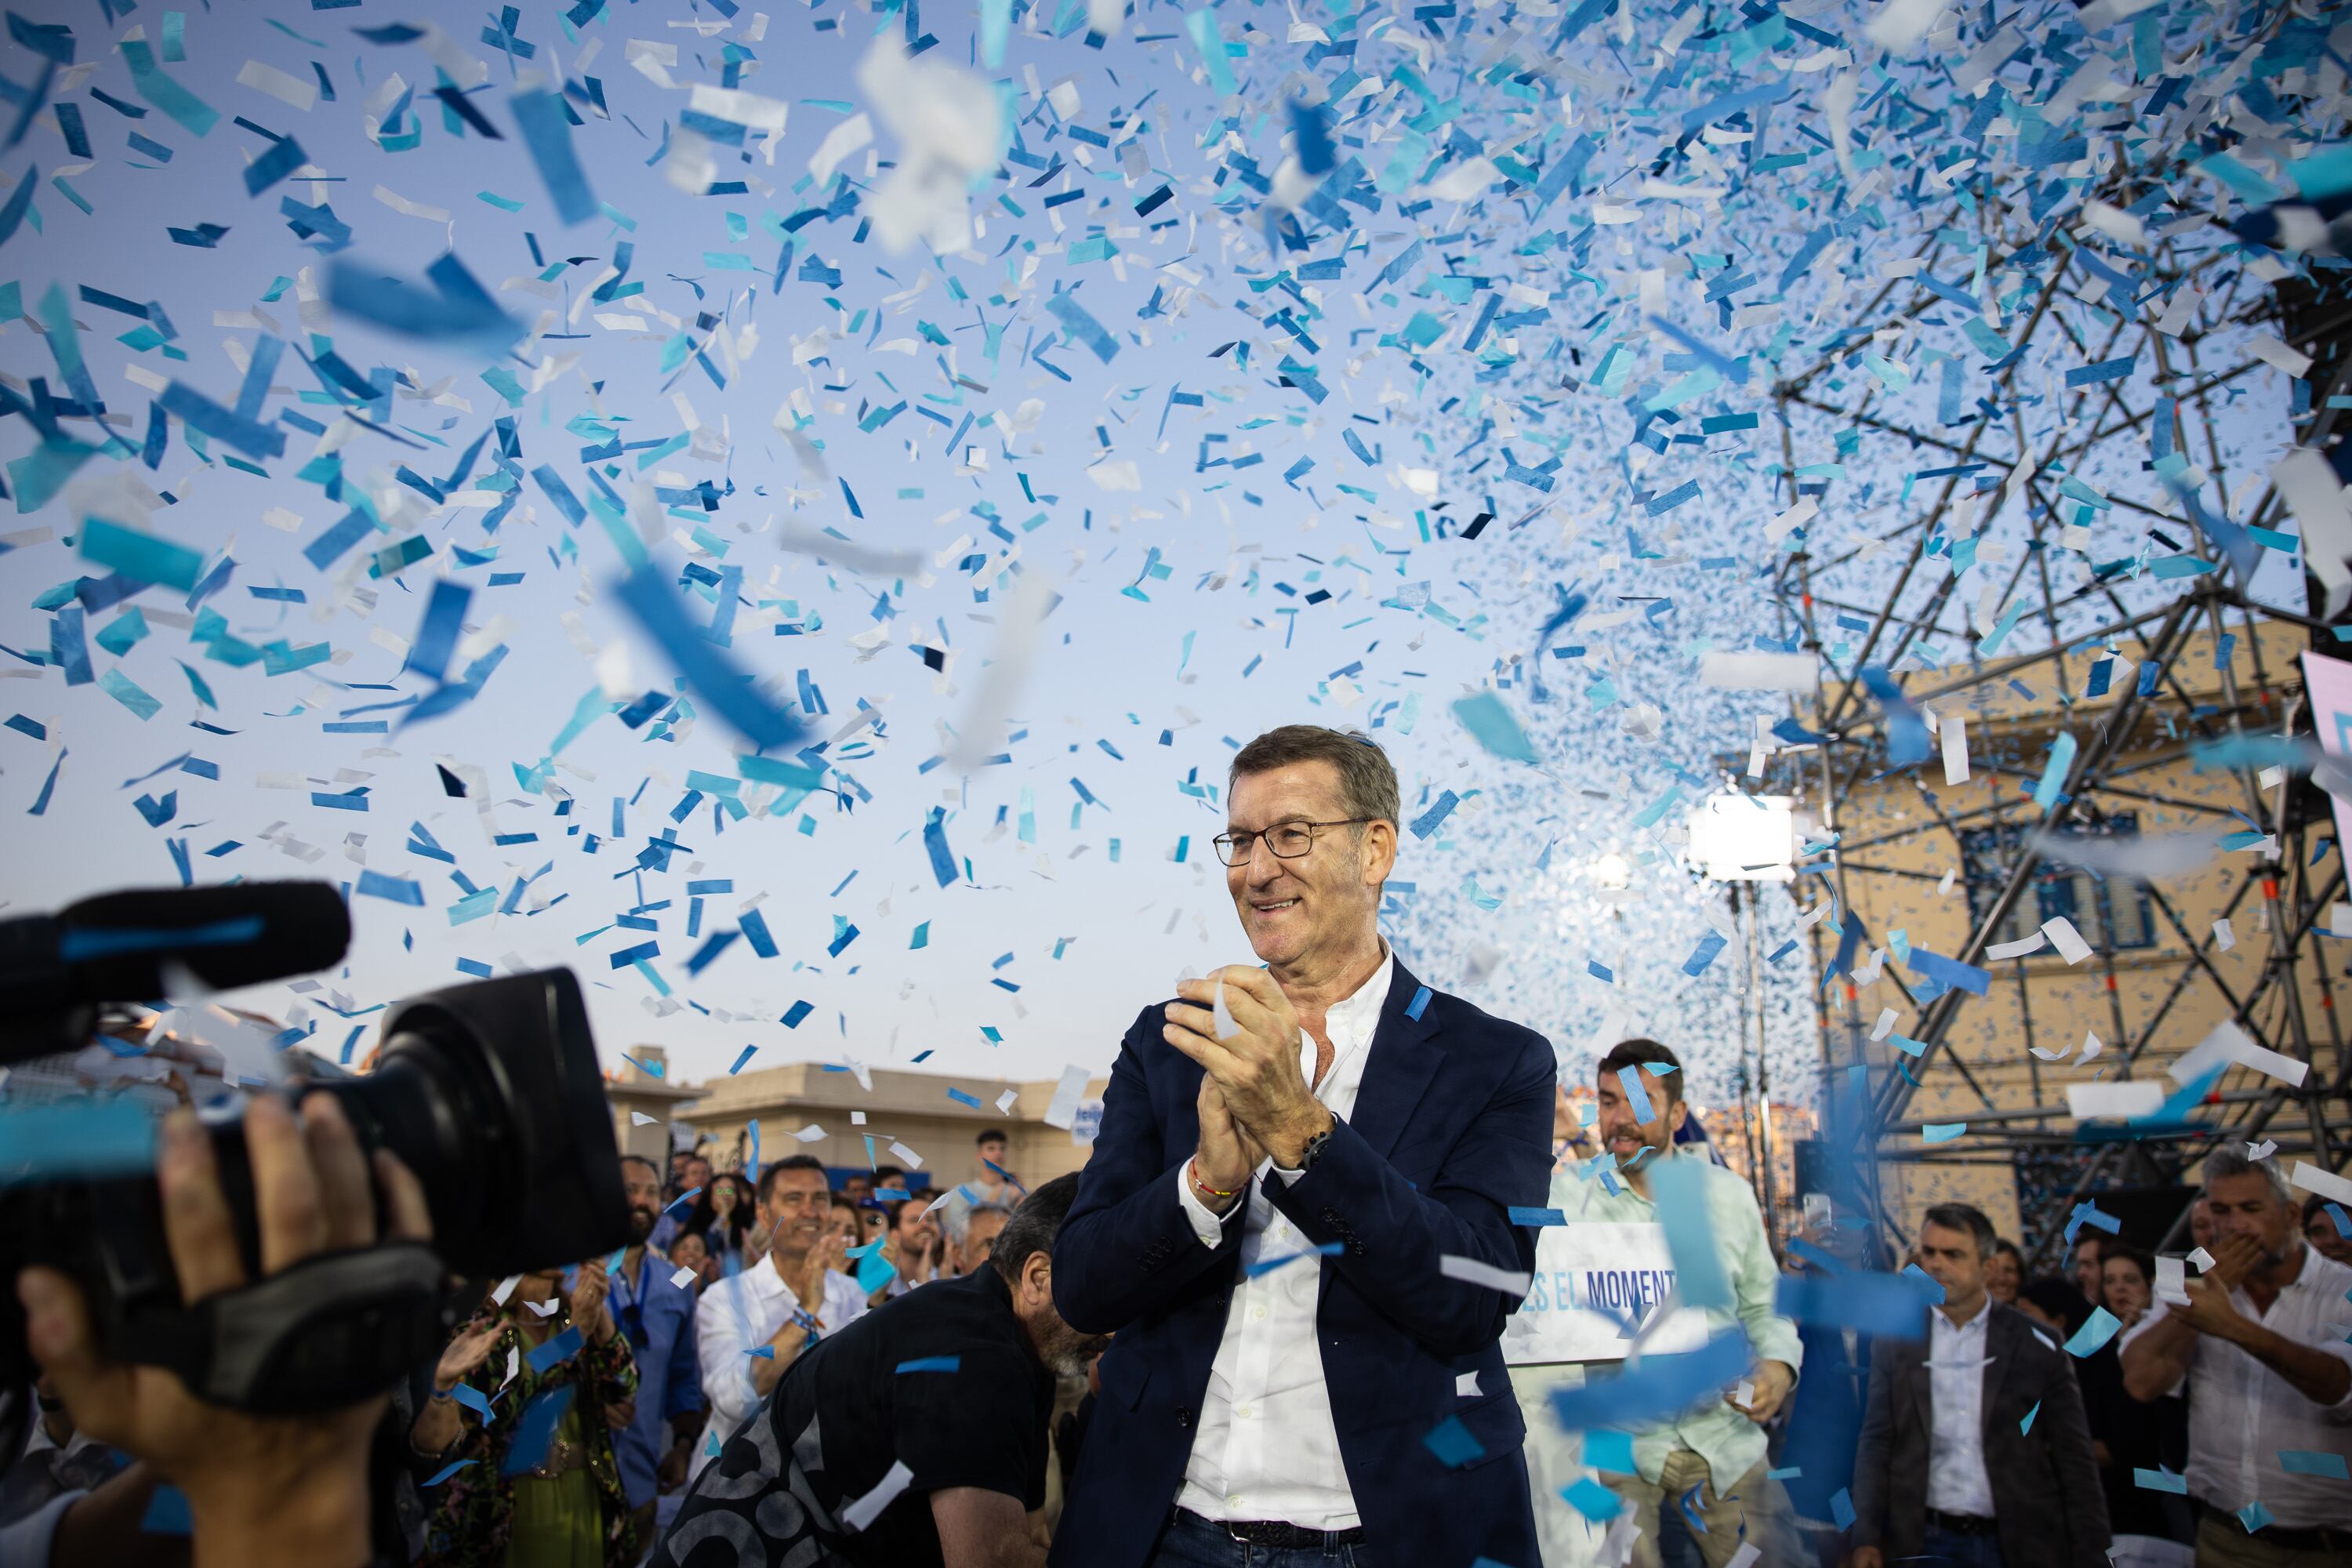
left=1501, top=1221, right=1711, bottom=1366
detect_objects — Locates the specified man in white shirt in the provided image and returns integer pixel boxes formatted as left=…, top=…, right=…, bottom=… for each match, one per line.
left=690, top=1154, right=863, bottom=1477
left=1049, top=724, right=1557, bottom=1568
left=1852, top=1203, right=2109, bottom=1568
left=1519, top=1037, right=1802, bottom=1566
left=2121, top=1149, right=2352, bottom=1566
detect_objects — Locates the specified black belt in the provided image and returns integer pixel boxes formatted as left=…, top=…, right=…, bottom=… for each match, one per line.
left=1926, top=1508, right=1998, bottom=1538
left=1175, top=1507, right=1367, bottom=1550
left=2205, top=1508, right=2352, bottom=1555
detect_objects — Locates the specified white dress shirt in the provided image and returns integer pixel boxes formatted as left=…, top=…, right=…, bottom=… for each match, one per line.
left=1925, top=1300, right=1998, bottom=1519
left=1172, top=945, right=1394, bottom=1530
left=2118, top=1243, right=2352, bottom=1529
left=690, top=1251, right=869, bottom=1478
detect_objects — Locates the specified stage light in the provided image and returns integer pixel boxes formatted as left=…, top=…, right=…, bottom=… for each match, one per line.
left=1686, top=794, right=1800, bottom=883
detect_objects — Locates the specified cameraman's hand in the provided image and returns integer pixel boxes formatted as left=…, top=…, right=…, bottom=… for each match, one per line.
left=16, top=1093, right=430, bottom=1568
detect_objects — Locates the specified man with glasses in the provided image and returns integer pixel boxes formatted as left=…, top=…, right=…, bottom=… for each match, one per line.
left=1051, top=724, right=1555, bottom=1568
left=614, top=1153, right=706, bottom=1543
left=690, top=1155, right=863, bottom=1479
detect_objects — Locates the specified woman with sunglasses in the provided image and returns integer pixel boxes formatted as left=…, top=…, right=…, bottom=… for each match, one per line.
left=411, top=1261, right=641, bottom=1568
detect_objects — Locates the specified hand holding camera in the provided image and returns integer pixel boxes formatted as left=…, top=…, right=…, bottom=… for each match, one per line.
left=17, top=1092, right=430, bottom=1568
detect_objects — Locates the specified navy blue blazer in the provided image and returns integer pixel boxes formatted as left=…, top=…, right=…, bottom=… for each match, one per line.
left=1049, top=958, right=1554, bottom=1568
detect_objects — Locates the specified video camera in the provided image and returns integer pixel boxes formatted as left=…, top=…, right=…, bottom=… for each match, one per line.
left=0, top=883, right=632, bottom=1462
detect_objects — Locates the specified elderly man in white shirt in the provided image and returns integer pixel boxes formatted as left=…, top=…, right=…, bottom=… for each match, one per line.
left=2121, top=1149, right=2352, bottom=1566
left=689, top=1155, right=864, bottom=1478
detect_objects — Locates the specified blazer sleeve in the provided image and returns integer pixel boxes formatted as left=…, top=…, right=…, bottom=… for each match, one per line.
left=1262, top=1022, right=1554, bottom=1359
left=2037, top=1345, right=2111, bottom=1566
left=1850, top=1339, right=1896, bottom=1550
left=1051, top=1009, right=1247, bottom=1336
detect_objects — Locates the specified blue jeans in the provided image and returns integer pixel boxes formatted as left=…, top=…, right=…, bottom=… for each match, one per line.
left=1922, top=1522, right=2006, bottom=1568
left=1147, top=1508, right=1368, bottom=1567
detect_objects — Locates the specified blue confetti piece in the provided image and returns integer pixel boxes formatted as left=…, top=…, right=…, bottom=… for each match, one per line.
left=326, top=252, right=526, bottom=350
left=357, top=869, right=424, bottom=905
left=1450, top=689, right=1538, bottom=764
left=2132, top=1466, right=2188, bottom=1493
left=1421, top=1414, right=1486, bottom=1468
left=2236, top=1501, right=2274, bottom=1534
left=1045, top=292, right=1119, bottom=364
left=1583, top=1428, right=1635, bottom=1474
left=423, top=1459, right=474, bottom=1486
left=1649, top=1153, right=1733, bottom=1311
left=511, top=87, right=597, bottom=224
left=500, top=1385, right=575, bottom=1475
left=1406, top=984, right=1432, bottom=1022
left=2065, top=1307, right=2123, bottom=1357
left=1682, top=931, right=1727, bottom=977
left=895, top=1356, right=962, bottom=1374
left=1408, top=791, right=1459, bottom=840
left=1508, top=1207, right=1565, bottom=1226
left=1550, top=1330, right=1749, bottom=1432
left=2020, top=1401, right=2039, bottom=1435
left=1830, top=1486, right=1856, bottom=1531
left=79, top=517, right=205, bottom=590
left=1773, top=1272, right=1932, bottom=1339
left=1562, top=1476, right=1623, bottom=1521
left=924, top=807, right=958, bottom=887
left=2278, top=1450, right=2350, bottom=1479
left=1616, top=1065, right=1654, bottom=1124
left=449, top=1382, right=495, bottom=1424
left=524, top=1323, right=584, bottom=1374
left=1244, top=1241, right=1342, bottom=1278
left=614, top=561, right=805, bottom=751
left=729, top=1044, right=758, bottom=1074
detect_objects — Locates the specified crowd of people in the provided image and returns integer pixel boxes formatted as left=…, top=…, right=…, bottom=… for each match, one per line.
left=5, top=725, right=2349, bottom=1568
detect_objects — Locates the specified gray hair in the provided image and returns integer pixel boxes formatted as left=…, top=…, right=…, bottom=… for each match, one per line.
left=1230, top=725, right=1401, bottom=829
left=2201, top=1147, right=2292, bottom=1207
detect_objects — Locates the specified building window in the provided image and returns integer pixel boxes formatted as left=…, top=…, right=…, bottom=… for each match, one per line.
left=1958, top=813, right=2155, bottom=954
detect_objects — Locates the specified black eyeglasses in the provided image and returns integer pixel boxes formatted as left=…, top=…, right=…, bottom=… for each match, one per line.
left=1212, top=819, right=1372, bottom=866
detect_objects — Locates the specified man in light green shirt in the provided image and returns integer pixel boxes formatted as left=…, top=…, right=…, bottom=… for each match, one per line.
left=1515, top=1038, right=1802, bottom=1568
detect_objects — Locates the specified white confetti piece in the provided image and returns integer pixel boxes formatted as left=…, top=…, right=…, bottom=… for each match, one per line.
left=792, top=1124, right=827, bottom=1142
left=1042, top=1065, right=1090, bottom=1131
left=2040, top=917, right=2092, bottom=965
left=2066, top=1081, right=2163, bottom=1120
left=237, top=59, right=319, bottom=112
left=1439, top=1255, right=1530, bottom=1295
left=670, top=1265, right=698, bottom=1288
left=2170, top=1020, right=2310, bottom=1090
left=887, top=1140, right=924, bottom=1168
left=2291, top=1162, right=2352, bottom=1206
left=2212, top=918, right=2235, bottom=952
left=840, top=1459, right=914, bottom=1532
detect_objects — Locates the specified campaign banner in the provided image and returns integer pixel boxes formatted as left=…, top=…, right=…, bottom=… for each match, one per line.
left=1501, top=1221, right=1712, bottom=1366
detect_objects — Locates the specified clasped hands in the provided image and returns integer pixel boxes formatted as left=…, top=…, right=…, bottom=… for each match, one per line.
left=1165, top=967, right=1334, bottom=1203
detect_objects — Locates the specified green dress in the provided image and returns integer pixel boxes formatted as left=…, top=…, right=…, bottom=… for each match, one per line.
left=500, top=1406, right=604, bottom=1568
left=419, top=1305, right=641, bottom=1568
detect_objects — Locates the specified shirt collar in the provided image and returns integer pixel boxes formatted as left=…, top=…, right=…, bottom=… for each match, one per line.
left=1322, top=939, right=1395, bottom=1046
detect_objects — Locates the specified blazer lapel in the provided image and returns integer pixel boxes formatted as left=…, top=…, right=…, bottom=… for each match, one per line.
left=1343, top=958, right=1447, bottom=1160
left=1979, top=1306, right=2019, bottom=1444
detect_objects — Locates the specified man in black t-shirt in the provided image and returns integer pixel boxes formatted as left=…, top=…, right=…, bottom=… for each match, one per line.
left=652, top=1174, right=1104, bottom=1568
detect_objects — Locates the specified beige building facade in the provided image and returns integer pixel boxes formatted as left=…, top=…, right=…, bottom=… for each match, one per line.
left=648, top=1058, right=1112, bottom=1195
left=1798, top=613, right=2346, bottom=1259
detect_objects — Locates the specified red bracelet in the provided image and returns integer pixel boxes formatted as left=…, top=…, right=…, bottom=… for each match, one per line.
left=1189, top=1156, right=1240, bottom=1198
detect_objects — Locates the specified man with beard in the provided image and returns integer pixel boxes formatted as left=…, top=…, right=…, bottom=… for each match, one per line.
left=654, top=1174, right=1105, bottom=1568
left=2122, top=1149, right=2352, bottom=1566
left=614, top=1153, right=706, bottom=1544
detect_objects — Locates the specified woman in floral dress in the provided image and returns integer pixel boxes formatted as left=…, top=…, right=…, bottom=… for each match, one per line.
left=409, top=1257, right=640, bottom=1568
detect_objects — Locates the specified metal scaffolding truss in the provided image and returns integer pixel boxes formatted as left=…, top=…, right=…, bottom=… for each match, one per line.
left=1756, top=174, right=2352, bottom=1265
